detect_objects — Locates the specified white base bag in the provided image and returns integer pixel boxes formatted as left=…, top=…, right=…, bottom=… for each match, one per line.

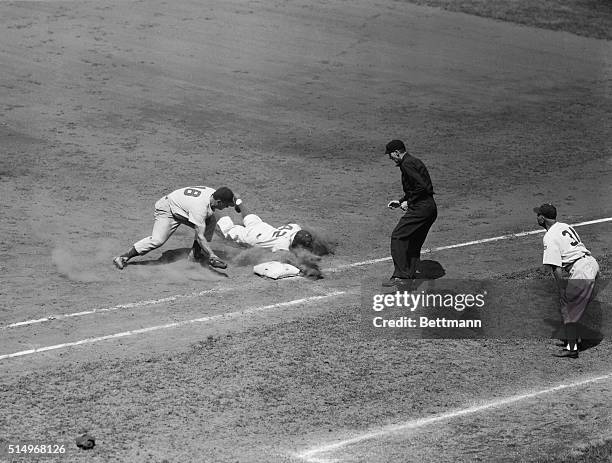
left=253, top=261, right=300, bottom=279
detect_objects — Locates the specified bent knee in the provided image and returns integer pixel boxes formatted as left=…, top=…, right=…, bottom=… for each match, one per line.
left=149, top=240, right=165, bottom=249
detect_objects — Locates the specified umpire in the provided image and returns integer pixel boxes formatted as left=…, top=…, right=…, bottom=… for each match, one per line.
left=383, top=139, right=437, bottom=287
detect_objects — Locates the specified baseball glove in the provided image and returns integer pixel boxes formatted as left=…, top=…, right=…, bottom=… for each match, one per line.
left=208, top=256, right=227, bottom=269
left=75, top=434, right=95, bottom=450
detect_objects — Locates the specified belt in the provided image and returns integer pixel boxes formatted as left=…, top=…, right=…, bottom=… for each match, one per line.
left=565, top=253, right=589, bottom=270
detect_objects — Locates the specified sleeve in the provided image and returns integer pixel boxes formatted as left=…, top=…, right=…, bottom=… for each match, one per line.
left=542, top=236, right=562, bottom=267
left=188, top=210, right=206, bottom=228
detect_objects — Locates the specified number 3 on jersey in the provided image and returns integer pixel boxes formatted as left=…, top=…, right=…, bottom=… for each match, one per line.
left=561, top=227, right=581, bottom=246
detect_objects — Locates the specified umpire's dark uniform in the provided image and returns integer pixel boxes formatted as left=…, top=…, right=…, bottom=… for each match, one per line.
left=391, top=153, right=437, bottom=279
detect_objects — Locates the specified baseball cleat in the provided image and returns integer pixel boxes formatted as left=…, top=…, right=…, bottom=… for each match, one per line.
left=113, top=256, right=128, bottom=270
left=554, top=350, right=579, bottom=359
left=208, top=256, right=227, bottom=269
left=382, top=277, right=410, bottom=287
left=554, top=345, right=579, bottom=359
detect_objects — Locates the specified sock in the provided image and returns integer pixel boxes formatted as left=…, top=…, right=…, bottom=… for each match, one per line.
left=121, top=246, right=139, bottom=259
left=565, top=323, right=578, bottom=351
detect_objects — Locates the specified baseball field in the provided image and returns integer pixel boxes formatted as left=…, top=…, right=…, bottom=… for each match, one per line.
left=1, top=0, right=611, bottom=462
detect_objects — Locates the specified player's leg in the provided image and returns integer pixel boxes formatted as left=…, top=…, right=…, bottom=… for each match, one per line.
left=386, top=199, right=436, bottom=283
left=242, top=213, right=264, bottom=230
left=243, top=215, right=277, bottom=247
left=566, top=257, right=599, bottom=320
left=114, top=200, right=179, bottom=269
left=562, top=256, right=601, bottom=352
left=559, top=322, right=579, bottom=358
left=387, top=215, right=413, bottom=282
left=217, top=215, right=249, bottom=244
left=406, top=206, right=438, bottom=277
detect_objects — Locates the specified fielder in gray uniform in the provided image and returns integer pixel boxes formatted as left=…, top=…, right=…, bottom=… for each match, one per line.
left=534, top=203, right=600, bottom=358
left=113, top=186, right=236, bottom=270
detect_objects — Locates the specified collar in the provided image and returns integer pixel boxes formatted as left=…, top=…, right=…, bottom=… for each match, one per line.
left=395, top=152, right=407, bottom=167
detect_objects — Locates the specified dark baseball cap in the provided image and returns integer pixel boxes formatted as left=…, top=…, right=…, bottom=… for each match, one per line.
left=385, top=139, right=406, bottom=154
left=533, top=203, right=557, bottom=219
left=212, top=186, right=235, bottom=204
left=291, top=230, right=313, bottom=250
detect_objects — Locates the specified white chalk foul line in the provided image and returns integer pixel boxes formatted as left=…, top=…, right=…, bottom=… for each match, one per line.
left=295, top=371, right=612, bottom=462
left=327, top=216, right=612, bottom=272
left=0, top=291, right=346, bottom=360
left=3, top=289, right=226, bottom=329
left=3, top=216, right=611, bottom=330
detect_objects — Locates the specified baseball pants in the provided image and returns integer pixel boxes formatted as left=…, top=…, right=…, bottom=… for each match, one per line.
left=217, top=214, right=268, bottom=247
left=391, top=196, right=437, bottom=279
left=561, top=255, right=599, bottom=324
left=133, top=196, right=191, bottom=255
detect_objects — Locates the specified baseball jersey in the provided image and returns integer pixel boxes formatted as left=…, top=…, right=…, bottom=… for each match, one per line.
left=542, top=222, right=591, bottom=268
left=259, top=223, right=301, bottom=252
left=241, top=215, right=301, bottom=252
left=166, top=186, right=215, bottom=227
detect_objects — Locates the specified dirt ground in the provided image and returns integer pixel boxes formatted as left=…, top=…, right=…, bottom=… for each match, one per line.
left=1, top=0, right=611, bottom=462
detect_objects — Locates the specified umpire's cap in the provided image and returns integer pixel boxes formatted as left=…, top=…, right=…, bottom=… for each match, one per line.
left=291, top=230, right=313, bottom=250
left=533, top=203, right=557, bottom=219
left=385, top=139, right=406, bottom=154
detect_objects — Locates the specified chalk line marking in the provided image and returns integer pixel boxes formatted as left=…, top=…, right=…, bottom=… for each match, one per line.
left=294, top=371, right=612, bottom=463
left=3, top=288, right=227, bottom=329
left=0, top=291, right=346, bottom=360
left=327, top=216, right=612, bottom=272
left=3, top=216, right=611, bottom=330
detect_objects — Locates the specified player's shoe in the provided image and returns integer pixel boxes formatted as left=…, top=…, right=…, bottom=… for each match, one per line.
left=382, top=277, right=410, bottom=288
left=113, top=256, right=128, bottom=270
left=554, top=344, right=579, bottom=359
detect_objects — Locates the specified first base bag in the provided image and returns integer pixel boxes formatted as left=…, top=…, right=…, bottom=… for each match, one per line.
left=253, top=261, right=300, bottom=279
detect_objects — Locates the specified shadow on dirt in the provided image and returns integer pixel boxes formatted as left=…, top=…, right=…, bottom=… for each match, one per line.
left=546, top=318, right=605, bottom=352
left=417, top=259, right=446, bottom=279
left=127, top=248, right=190, bottom=265
left=128, top=248, right=234, bottom=265
left=127, top=248, right=232, bottom=278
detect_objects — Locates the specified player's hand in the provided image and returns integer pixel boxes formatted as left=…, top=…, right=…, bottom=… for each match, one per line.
left=233, top=197, right=243, bottom=213
left=208, top=255, right=227, bottom=269
left=400, top=201, right=409, bottom=211
left=387, top=200, right=401, bottom=209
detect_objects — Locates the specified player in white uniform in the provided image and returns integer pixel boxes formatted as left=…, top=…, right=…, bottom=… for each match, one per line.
left=534, top=203, right=600, bottom=358
left=216, top=200, right=313, bottom=253
left=213, top=200, right=324, bottom=278
left=113, top=186, right=236, bottom=270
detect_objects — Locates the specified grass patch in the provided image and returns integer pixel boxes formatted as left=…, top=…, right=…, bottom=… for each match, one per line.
left=403, top=0, right=612, bottom=40
left=536, top=438, right=612, bottom=462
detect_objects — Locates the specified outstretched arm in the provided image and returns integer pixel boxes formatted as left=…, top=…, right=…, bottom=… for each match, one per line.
left=204, top=214, right=218, bottom=242
left=193, top=224, right=216, bottom=257
left=192, top=223, right=226, bottom=269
